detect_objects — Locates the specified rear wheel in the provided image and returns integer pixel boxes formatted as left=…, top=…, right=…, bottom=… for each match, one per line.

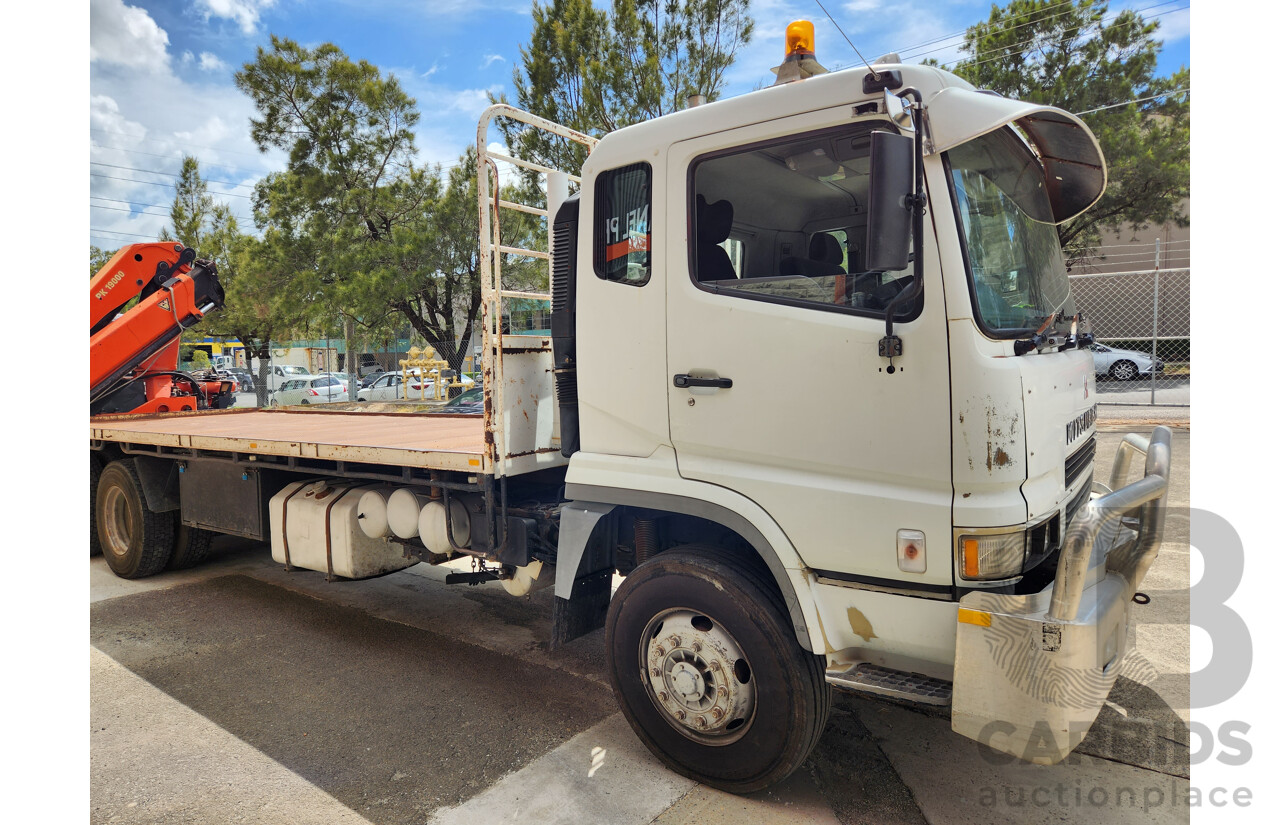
left=605, top=544, right=830, bottom=793
left=89, top=453, right=104, bottom=556
left=168, top=521, right=216, bottom=570
left=96, top=460, right=175, bottom=579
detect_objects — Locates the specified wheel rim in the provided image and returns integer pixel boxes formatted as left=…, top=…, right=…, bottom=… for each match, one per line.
left=639, top=608, right=756, bottom=745
left=101, top=485, right=134, bottom=557
left=1113, top=361, right=1136, bottom=380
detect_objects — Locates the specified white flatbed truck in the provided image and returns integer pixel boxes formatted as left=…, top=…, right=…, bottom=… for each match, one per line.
left=91, top=28, right=1173, bottom=793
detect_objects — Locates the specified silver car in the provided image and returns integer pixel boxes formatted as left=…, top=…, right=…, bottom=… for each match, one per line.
left=270, top=375, right=350, bottom=405
left=1088, top=343, right=1164, bottom=381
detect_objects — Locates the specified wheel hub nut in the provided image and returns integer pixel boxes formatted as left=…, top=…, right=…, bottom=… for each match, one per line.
left=695, top=716, right=707, bottom=728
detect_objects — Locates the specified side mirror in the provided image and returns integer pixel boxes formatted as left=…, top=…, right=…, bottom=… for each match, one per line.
left=865, top=130, right=914, bottom=273
left=883, top=89, right=913, bottom=131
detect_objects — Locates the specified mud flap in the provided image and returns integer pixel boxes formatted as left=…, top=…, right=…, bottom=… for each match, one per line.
left=550, top=501, right=615, bottom=649
left=951, top=573, right=1130, bottom=764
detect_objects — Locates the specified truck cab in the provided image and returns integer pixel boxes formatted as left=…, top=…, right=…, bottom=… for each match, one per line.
left=543, top=55, right=1169, bottom=784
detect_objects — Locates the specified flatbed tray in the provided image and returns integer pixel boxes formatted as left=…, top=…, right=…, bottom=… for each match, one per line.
left=90, top=407, right=490, bottom=473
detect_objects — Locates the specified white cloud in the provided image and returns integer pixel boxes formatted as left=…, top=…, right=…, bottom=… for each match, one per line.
left=842, top=0, right=884, bottom=11
left=199, top=52, right=229, bottom=72
left=481, top=54, right=505, bottom=69
left=1153, top=7, right=1190, bottom=46
left=89, top=0, right=170, bottom=73
left=195, top=0, right=277, bottom=36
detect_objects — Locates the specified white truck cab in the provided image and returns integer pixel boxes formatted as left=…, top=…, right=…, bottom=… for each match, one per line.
left=533, top=35, right=1171, bottom=789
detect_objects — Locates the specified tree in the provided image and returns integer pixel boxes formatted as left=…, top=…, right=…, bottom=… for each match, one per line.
left=938, top=0, right=1189, bottom=264
left=504, top=0, right=754, bottom=171
left=90, top=245, right=115, bottom=277
left=216, top=233, right=310, bottom=405
left=159, top=156, right=248, bottom=353
left=237, top=37, right=484, bottom=375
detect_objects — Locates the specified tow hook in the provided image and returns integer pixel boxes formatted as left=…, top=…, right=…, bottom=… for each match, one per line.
left=1132, top=592, right=1151, bottom=605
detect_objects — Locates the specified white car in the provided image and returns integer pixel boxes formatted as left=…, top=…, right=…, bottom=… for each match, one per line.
left=1088, top=343, right=1164, bottom=381
left=264, top=364, right=313, bottom=392
left=316, top=372, right=352, bottom=391
left=270, top=375, right=349, bottom=405
left=357, top=371, right=407, bottom=401
left=358, top=370, right=475, bottom=401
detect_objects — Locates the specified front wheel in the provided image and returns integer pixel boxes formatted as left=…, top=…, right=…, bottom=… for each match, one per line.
left=605, top=544, right=830, bottom=793
left=1110, top=360, right=1139, bottom=381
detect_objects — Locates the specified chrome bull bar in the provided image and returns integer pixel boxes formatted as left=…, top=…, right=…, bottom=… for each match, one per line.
left=1047, top=426, right=1172, bottom=623
left=950, top=426, right=1174, bottom=764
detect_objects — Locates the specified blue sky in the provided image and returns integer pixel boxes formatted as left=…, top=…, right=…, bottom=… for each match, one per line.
left=88, top=0, right=1190, bottom=249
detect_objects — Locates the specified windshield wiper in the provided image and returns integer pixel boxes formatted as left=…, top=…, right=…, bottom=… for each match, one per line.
left=1014, top=312, right=1094, bottom=355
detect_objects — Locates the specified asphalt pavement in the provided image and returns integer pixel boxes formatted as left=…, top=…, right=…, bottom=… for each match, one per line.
left=90, top=427, right=1192, bottom=825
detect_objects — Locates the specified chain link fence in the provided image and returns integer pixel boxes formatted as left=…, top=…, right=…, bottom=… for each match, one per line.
left=1068, top=268, right=1190, bottom=407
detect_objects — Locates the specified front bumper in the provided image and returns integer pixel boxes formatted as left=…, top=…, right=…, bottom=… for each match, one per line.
left=950, top=427, right=1172, bottom=764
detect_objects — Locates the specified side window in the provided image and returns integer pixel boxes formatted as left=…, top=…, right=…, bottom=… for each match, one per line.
left=691, top=125, right=916, bottom=318
left=594, top=162, right=651, bottom=286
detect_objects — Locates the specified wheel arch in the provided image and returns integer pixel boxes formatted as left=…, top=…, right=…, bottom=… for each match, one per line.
left=561, top=483, right=823, bottom=653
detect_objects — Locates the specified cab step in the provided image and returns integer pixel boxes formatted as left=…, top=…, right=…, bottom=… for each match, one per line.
left=825, top=663, right=953, bottom=706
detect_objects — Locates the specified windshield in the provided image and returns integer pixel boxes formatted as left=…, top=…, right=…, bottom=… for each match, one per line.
left=282, top=365, right=310, bottom=375
left=947, top=127, right=1073, bottom=335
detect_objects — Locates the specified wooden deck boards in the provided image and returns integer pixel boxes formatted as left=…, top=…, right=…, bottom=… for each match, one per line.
left=90, top=409, right=488, bottom=471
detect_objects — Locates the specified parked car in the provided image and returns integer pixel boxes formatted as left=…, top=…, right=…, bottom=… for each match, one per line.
left=227, top=368, right=255, bottom=393
left=1088, top=343, right=1164, bottom=381
left=271, top=375, right=349, bottom=405
left=404, top=369, right=475, bottom=396
left=429, top=384, right=484, bottom=414
left=359, top=370, right=385, bottom=389
left=264, top=364, right=313, bottom=392
left=357, top=371, right=407, bottom=402
left=316, top=372, right=353, bottom=391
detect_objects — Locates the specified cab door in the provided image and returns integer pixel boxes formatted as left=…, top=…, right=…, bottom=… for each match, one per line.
left=664, top=109, right=954, bottom=587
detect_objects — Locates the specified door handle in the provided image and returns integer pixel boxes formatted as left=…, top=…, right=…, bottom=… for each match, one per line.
left=673, top=374, right=733, bottom=389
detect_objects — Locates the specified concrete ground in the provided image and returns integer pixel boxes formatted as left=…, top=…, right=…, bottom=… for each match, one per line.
left=91, top=423, right=1191, bottom=825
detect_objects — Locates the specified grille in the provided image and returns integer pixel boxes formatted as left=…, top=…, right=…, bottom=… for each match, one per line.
left=1065, top=435, right=1096, bottom=489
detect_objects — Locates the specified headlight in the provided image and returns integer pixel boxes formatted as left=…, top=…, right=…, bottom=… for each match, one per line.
left=955, top=529, right=1026, bottom=581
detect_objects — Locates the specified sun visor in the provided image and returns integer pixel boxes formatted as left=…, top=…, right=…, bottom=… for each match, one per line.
left=925, top=87, right=1106, bottom=224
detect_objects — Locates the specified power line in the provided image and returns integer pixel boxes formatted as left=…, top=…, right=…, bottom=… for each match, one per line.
left=90, top=195, right=254, bottom=223
left=91, top=204, right=169, bottom=217
left=896, top=0, right=1083, bottom=60
left=90, top=227, right=162, bottom=241
left=89, top=127, right=273, bottom=160
left=937, top=4, right=1189, bottom=71
left=896, top=0, right=1187, bottom=65
left=90, top=172, right=255, bottom=199
left=91, top=142, right=276, bottom=180
left=1075, top=88, right=1188, bottom=115
left=90, top=161, right=257, bottom=190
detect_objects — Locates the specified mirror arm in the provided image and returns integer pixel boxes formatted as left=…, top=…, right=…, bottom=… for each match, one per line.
left=879, top=88, right=926, bottom=364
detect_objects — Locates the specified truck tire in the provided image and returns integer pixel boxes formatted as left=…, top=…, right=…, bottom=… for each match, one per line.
left=90, top=453, right=104, bottom=557
left=168, top=521, right=215, bottom=570
left=605, top=544, right=830, bottom=793
left=96, top=459, right=175, bottom=579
